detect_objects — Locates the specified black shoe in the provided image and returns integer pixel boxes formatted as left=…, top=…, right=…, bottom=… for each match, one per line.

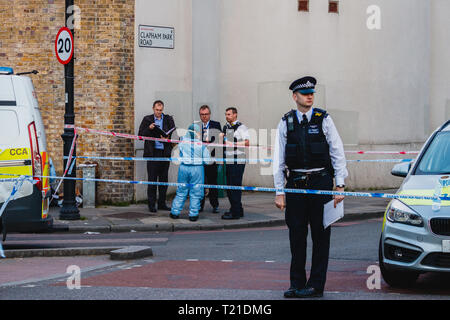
left=169, top=213, right=179, bottom=220
left=212, top=207, right=220, bottom=214
left=284, top=287, right=299, bottom=298
left=158, top=204, right=171, bottom=211
left=295, top=287, right=323, bottom=298
left=189, top=216, right=199, bottom=222
left=148, top=206, right=157, bottom=213
left=221, top=213, right=240, bottom=220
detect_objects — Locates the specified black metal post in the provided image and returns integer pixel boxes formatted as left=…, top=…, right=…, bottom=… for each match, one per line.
left=60, top=0, right=80, bottom=220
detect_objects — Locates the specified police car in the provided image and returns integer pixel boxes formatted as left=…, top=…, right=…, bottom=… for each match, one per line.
left=0, top=67, right=52, bottom=240
left=379, top=120, right=450, bottom=287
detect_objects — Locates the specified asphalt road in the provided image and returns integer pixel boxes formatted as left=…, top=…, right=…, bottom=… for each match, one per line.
left=2, top=218, right=450, bottom=303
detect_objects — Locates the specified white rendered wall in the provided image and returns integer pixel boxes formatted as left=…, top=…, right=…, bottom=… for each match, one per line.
left=216, top=0, right=431, bottom=189
left=134, top=0, right=446, bottom=200
left=134, top=0, right=193, bottom=201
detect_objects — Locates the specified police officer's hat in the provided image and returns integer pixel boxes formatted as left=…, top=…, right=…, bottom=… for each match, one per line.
left=289, top=76, right=317, bottom=94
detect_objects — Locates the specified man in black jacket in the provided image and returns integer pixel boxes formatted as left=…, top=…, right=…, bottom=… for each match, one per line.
left=138, top=100, right=176, bottom=212
left=198, top=105, right=222, bottom=213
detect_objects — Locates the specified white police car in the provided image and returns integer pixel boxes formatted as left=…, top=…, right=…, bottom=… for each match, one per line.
left=379, top=120, right=450, bottom=287
left=0, top=67, right=52, bottom=240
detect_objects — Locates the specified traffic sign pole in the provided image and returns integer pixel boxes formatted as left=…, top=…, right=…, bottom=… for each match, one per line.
left=59, top=0, right=80, bottom=220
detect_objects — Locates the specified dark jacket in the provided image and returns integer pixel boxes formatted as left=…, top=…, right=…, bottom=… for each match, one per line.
left=138, top=114, right=176, bottom=157
left=284, top=108, right=334, bottom=174
left=201, top=120, right=222, bottom=158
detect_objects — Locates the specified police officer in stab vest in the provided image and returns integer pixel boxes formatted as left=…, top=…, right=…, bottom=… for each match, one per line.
left=273, top=76, right=348, bottom=298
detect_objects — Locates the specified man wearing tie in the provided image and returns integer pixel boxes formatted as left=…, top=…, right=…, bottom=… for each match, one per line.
left=273, top=77, right=347, bottom=298
left=199, top=105, right=222, bottom=213
left=138, top=100, right=176, bottom=213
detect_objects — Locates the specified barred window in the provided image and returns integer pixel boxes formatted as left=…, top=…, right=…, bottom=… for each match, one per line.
left=298, top=0, right=309, bottom=12
left=329, top=0, right=339, bottom=13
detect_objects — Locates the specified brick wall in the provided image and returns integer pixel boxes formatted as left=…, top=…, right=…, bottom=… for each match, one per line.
left=0, top=0, right=135, bottom=204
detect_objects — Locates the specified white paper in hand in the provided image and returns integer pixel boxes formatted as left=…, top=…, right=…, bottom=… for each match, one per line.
left=323, top=200, right=344, bottom=229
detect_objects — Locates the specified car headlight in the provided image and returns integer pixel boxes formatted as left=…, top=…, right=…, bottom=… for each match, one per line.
left=387, top=199, right=424, bottom=227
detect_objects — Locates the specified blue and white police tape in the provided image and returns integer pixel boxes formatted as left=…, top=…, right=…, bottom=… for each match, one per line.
left=0, top=176, right=33, bottom=219
left=67, top=155, right=414, bottom=164
left=0, top=176, right=33, bottom=258
left=68, top=156, right=271, bottom=164
left=1, top=173, right=448, bottom=202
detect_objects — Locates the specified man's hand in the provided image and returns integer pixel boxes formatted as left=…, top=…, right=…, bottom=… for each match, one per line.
left=275, top=194, right=286, bottom=211
left=149, top=123, right=156, bottom=130
left=334, top=187, right=345, bottom=208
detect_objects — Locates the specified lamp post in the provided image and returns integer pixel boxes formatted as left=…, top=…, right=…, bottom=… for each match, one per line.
left=59, top=0, right=80, bottom=220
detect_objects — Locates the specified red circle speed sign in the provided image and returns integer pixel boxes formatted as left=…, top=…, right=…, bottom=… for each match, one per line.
left=55, top=27, right=74, bottom=65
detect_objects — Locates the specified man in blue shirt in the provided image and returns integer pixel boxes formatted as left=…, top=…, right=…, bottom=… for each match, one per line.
left=138, top=100, right=176, bottom=212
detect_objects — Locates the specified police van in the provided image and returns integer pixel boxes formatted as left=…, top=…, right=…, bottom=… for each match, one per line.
left=0, top=67, right=52, bottom=240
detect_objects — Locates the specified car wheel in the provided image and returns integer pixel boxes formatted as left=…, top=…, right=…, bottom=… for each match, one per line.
left=378, top=237, right=419, bottom=288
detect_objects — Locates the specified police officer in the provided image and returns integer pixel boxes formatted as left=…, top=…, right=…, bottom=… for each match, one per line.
left=273, top=76, right=348, bottom=298
left=221, top=107, right=250, bottom=220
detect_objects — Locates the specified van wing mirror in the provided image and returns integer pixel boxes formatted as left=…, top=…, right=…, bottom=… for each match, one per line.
left=391, top=162, right=412, bottom=178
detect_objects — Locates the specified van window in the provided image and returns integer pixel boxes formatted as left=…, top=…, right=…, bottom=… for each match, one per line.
left=0, top=101, right=16, bottom=106
left=0, top=77, right=15, bottom=101
left=0, top=110, right=20, bottom=143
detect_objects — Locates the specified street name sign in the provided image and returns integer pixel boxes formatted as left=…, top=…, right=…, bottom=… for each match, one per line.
left=138, top=25, right=175, bottom=49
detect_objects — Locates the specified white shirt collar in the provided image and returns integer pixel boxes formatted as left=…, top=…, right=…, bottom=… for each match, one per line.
left=296, top=108, right=313, bottom=122
left=202, top=120, right=210, bottom=129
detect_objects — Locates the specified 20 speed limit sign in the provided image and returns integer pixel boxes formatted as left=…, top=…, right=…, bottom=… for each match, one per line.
left=55, top=27, right=74, bottom=65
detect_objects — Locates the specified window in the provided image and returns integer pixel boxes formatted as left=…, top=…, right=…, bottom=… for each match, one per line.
left=329, top=0, right=339, bottom=13
left=298, top=0, right=309, bottom=12
left=416, top=132, right=450, bottom=175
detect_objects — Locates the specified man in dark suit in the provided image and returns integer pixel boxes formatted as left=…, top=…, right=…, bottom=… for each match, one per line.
left=138, top=100, right=176, bottom=212
left=199, top=105, right=222, bottom=213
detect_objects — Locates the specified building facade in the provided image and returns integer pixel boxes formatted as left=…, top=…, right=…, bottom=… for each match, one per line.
left=1, top=0, right=449, bottom=203
left=0, top=0, right=135, bottom=203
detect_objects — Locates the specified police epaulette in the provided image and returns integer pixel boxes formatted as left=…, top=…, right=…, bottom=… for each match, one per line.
left=313, top=108, right=328, bottom=118
left=282, top=109, right=296, bottom=121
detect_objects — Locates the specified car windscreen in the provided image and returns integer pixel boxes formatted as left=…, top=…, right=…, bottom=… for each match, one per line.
left=415, top=131, right=450, bottom=175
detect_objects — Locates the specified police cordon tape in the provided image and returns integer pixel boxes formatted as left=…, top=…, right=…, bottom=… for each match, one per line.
left=54, top=132, right=78, bottom=194
left=0, top=173, right=449, bottom=202
left=0, top=176, right=34, bottom=258
left=65, top=125, right=420, bottom=155
left=0, top=176, right=32, bottom=219
left=67, top=155, right=415, bottom=164
left=64, top=125, right=260, bottom=150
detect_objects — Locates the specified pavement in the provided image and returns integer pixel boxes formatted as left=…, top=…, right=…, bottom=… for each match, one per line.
left=2, top=190, right=392, bottom=259
left=51, top=190, right=393, bottom=234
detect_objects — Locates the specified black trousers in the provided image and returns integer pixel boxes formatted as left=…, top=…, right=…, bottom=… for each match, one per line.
left=285, top=171, right=333, bottom=292
left=225, top=163, right=245, bottom=216
left=201, top=163, right=219, bottom=209
left=146, top=149, right=170, bottom=207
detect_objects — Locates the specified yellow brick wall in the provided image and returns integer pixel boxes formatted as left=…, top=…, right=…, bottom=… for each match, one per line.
left=0, top=0, right=135, bottom=203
